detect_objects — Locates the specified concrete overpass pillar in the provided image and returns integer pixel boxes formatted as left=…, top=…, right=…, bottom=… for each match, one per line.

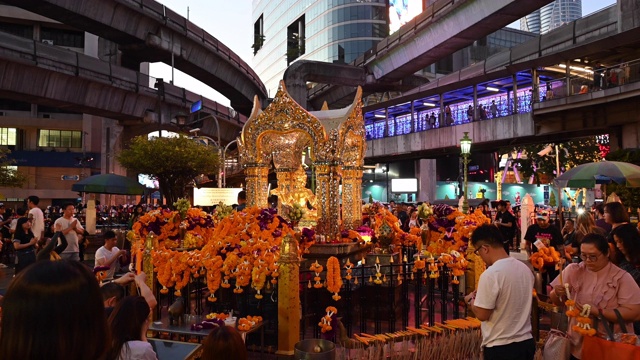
left=618, top=0, right=640, bottom=33
left=621, top=123, right=640, bottom=149
left=416, top=159, right=437, bottom=202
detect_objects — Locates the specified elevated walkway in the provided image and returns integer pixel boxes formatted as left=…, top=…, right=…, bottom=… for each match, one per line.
left=0, top=31, right=242, bottom=143
left=2, top=0, right=267, bottom=115
left=361, top=4, right=640, bottom=161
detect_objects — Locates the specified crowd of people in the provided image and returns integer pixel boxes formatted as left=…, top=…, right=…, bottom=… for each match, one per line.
left=3, top=193, right=640, bottom=359
left=0, top=192, right=252, bottom=359
left=461, top=200, right=640, bottom=360
left=0, top=260, right=246, bottom=359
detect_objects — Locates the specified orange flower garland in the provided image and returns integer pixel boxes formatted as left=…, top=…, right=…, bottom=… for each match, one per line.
left=572, top=304, right=596, bottom=336
left=310, top=261, right=324, bottom=289
left=205, top=312, right=229, bottom=321
left=318, top=306, right=337, bottom=333
left=373, top=256, right=383, bottom=285
left=530, top=247, right=561, bottom=271
left=326, top=257, right=343, bottom=300
left=132, top=208, right=214, bottom=250
left=221, top=252, right=240, bottom=289
left=234, top=257, right=252, bottom=294
left=251, top=260, right=268, bottom=299
left=151, top=249, right=176, bottom=294
left=426, top=209, right=490, bottom=256
left=202, top=255, right=223, bottom=302
left=427, top=256, right=439, bottom=279
left=238, top=315, right=263, bottom=332
left=344, top=259, right=353, bottom=281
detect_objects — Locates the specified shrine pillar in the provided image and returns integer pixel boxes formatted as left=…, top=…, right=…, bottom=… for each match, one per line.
left=277, top=235, right=300, bottom=356
left=314, top=163, right=342, bottom=241
left=244, top=164, right=270, bottom=208
left=341, top=166, right=363, bottom=229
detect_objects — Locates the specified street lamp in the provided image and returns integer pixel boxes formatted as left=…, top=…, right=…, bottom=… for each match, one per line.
left=172, top=111, right=188, bottom=127
left=460, top=132, right=472, bottom=214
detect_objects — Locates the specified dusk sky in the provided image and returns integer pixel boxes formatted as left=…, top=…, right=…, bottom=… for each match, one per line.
left=149, top=0, right=617, bottom=107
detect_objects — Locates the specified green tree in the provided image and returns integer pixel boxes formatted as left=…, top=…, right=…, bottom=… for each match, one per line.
left=549, top=191, right=557, bottom=207
left=117, top=135, right=220, bottom=206
left=0, top=147, right=27, bottom=187
left=501, top=137, right=602, bottom=184
left=605, top=149, right=640, bottom=209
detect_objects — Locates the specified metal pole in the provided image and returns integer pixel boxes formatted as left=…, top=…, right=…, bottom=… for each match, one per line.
left=223, top=139, right=238, bottom=188
left=462, top=154, right=469, bottom=214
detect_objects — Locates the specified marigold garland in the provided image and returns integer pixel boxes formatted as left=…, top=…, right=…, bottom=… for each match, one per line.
left=251, top=260, right=268, bottom=299
left=344, top=259, right=353, bottom=281
left=238, top=315, right=263, bottom=332
left=202, top=255, right=223, bottom=302
left=427, top=256, right=439, bottom=279
left=318, top=306, right=337, bottom=333
left=373, top=256, right=383, bottom=284
left=530, top=247, right=561, bottom=271
left=326, top=257, right=343, bottom=300
left=572, top=304, right=596, bottom=336
left=310, top=260, right=324, bottom=289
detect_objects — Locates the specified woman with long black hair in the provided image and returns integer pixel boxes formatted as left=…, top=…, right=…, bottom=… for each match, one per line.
left=12, top=217, right=37, bottom=274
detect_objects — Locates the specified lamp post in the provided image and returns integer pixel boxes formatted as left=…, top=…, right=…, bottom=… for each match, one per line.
left=222, top=139, right=238, bottom=188
left=460, top=132, right=472, bottom=214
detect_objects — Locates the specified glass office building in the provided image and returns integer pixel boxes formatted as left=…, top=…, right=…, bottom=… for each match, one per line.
left=252, top=0, right=388, bottom=96
left=520, top=0, right=582, bottom=34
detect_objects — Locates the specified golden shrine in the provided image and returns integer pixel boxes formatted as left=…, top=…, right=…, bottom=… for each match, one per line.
left=238, top=81, right=366, bottom=241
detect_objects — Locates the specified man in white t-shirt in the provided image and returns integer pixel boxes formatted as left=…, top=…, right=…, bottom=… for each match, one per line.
left=54, top=202, right=84, bottom=261
left=95, top=230, right=126, bottom=280
left=27, top=196, right=45, bottom=242
left=464, top=224, right=535, bottom=360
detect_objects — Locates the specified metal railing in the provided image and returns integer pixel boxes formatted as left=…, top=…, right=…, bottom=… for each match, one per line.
left=535, top=58, right=640, bottom=102
left=364, top=57, right=640, bottom=141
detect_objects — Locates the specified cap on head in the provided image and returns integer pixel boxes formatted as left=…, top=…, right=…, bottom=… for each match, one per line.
left=536, top=211, right=549, bottom=219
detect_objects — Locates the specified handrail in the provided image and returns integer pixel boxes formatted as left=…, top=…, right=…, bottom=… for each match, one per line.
left=0, top=31, right=244, bottom=125
left=126, top=0, right=266, bottom=95
left=362, top=57, right=640, bottom=141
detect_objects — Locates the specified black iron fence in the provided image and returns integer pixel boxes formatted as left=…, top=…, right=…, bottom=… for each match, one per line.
left=152, top=245, right=470, bottom=348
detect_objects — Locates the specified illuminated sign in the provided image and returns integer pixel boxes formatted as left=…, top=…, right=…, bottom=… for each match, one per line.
left=190, top=100, right=202, bottom=113
left=389, top=0, right=423, bottom=34
left=391, top=178, right=418, bottom=193
left=193, top=188, right=243, bottom=206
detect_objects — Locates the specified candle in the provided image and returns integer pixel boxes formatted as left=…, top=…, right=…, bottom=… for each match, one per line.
left=135, top=246, right=142, bottom=274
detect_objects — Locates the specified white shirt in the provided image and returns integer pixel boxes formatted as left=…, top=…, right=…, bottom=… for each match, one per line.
left=28, top=207, right=45, bottom=240
left=95, top=246, right=121, bottom=280
left=54, top=216, right=84, bottom=253
left=118, top=341, right=157, bottom=360
left=474, top=256, right=534, bottom=348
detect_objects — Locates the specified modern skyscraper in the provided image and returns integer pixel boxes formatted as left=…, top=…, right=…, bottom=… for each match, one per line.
left=252, top=0, right=389, bottom=96
left=520, top=9, right=541, bottom=34
left=520, top=0, right=582, bottom=34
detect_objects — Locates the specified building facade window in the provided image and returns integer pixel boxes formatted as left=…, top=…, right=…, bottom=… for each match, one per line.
left=40, top=27, right=84, bottom=48
left=0, top=21, right=34, bottom=39
left=253, top=15, right=264, bottom=55
left=38, top=129, right=82, bottom=149
left=0, top=128, right=17, bottom=146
